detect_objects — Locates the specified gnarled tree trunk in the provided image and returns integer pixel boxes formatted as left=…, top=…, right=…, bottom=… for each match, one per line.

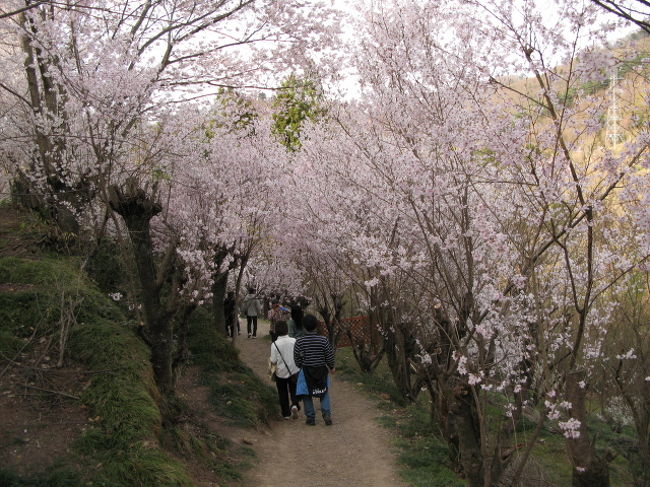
left=109, top=181, right=175, bottom=397
left=383, top=321, right=423, bottom=402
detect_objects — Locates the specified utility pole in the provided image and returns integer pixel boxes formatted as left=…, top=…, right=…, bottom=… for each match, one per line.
left=606, top=66, right=622, bottom=146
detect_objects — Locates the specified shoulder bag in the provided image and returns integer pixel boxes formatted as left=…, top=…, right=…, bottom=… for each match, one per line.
left=272, top=341, right=297, bottom=384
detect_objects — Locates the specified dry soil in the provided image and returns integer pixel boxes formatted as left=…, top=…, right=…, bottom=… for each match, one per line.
left=235, top=320, right=406, bottom=487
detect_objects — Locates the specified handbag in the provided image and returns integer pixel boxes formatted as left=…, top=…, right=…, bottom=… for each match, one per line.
left=268, top=358, right=277, bottom=381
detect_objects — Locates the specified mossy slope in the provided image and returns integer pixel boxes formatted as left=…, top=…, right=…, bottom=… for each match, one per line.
left=0, top=256, right=191, bottom=487
left=187, top=307, right=277, bottom=428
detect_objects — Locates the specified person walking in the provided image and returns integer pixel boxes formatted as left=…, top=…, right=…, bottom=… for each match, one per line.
left=241, top=288, right=262, bottom=338
left=269, top=321, right=301, bottom=420
left=289, top=299, right=305, bottom=338
left=268, top=300, right=290, bottom=341
left=294, top=314, right=336, bottom=426
left=223, top=291, right=238, bottom=337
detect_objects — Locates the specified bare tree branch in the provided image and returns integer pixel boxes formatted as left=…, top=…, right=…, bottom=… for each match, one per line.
left=590, top=0, right=650, bottom=34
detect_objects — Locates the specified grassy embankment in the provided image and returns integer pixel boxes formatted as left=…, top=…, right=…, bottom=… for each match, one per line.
left=0, top=205, right=275, bottom=486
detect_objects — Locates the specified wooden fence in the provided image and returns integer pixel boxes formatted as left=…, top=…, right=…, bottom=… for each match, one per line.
left=316, top=315, right=381, bottom=348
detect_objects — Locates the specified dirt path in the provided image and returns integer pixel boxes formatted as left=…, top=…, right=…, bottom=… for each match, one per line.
left=234, top=320, right=406, bottom=487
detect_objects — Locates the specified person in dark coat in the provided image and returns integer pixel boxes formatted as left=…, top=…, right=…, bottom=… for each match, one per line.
left=290, top=300, right=304, bottom=337
left=223, top=291, right=238, bottom=337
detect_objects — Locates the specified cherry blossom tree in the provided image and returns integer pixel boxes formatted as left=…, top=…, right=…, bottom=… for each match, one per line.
left=283, top=1, right=650, bottom=485
left=105, top=99, right=303, bottom=394
left=0, top=0, right=339, bottom=230
left=599, top=277, right=650, bottom=486
left=0, top=0, right=341, bottom=401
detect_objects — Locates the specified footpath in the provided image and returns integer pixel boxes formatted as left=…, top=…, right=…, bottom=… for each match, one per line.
left=235, top=320, right=406, bottom=487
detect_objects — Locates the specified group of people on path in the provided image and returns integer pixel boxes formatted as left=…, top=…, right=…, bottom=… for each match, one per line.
left=223, top=288, right=336, bottom=425
left=270, top=314, right=336, bottom=426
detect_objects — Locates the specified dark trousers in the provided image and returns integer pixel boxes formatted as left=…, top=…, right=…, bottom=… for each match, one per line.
left=226, top=317, right=241, bottom=337
left=246, top=315, right=257, bottom=336
left=275, top=375, right=299, bottom=417
left=225, top=316, right=238, bottom=337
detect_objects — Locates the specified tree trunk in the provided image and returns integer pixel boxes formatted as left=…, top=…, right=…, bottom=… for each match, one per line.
left=571, top=466, right=610, bottom=487
left=316, top=293, right=344, bottom=346
left=109, top=182, right=175, bottom=397
left=16, top=14, right=86, bottom=235
left=448, top=384, right=484, bottom=487
left=172, top=304, right=197, bottom=385
left=566, top=372, right=611, bottom=487
left=212, top=270, right=228, bottom=335
left=348, top=322, right=384, bottom=373
left=149, top=327, right=174, bottom=397
left=636, top=441, right=650, bottom=487
left=384, top=323, right=421, bottom=401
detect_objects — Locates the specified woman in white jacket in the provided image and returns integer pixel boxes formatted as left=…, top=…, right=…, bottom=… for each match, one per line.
left=270, top=321, right=301, bottom=419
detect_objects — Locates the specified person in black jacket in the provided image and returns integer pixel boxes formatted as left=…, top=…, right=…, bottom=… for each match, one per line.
left=289, top=300, right=304, bottom=337
left=293, top=314, right=336, bottom=426
left=223, top=291, right=238, bottom=337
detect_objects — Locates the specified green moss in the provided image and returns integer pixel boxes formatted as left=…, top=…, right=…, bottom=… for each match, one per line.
left=188, top=308, right=242, bottom=374
left=396, top=434, right=463, bottom=487
left=69, top=317, right=193, bottom=486
left=71, top=320, right=161, bottom=444
left=206, top=371, right=276, bottom=427
left=84, top=444, right=192, bottom=487
left=0, top=257, right=123, bottom=337
left=0, top=329, right=25, bottom=355
left=0, top=291, right=56, bottom=337
left=0, top=256, right=193, bottom=487
left=84, top=240, right=127, bottom=293
left=337, top=348, right=408, bottom=407
left=531, top=432, right=573, bottom=485
left=0, top=256, right=78, bottom=286
left=164, top=423, right=253, bottom=484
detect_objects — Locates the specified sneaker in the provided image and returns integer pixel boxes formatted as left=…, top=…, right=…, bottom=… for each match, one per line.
left=291, top=405, right=299, bottom=419
left=305, top=418, right=315, bottom=426
left=324, top=417, right=333, bottom=426
left=247, top=334, right=251, bottom=338
left=252, top=335, right=257, bottom=338
left=283, top=416, right=291, bottom=420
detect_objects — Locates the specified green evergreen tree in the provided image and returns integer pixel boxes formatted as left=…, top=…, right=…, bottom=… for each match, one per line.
left=271, top=74, right=325, bottom=151
left=208, top=88, right=259, bottom=138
